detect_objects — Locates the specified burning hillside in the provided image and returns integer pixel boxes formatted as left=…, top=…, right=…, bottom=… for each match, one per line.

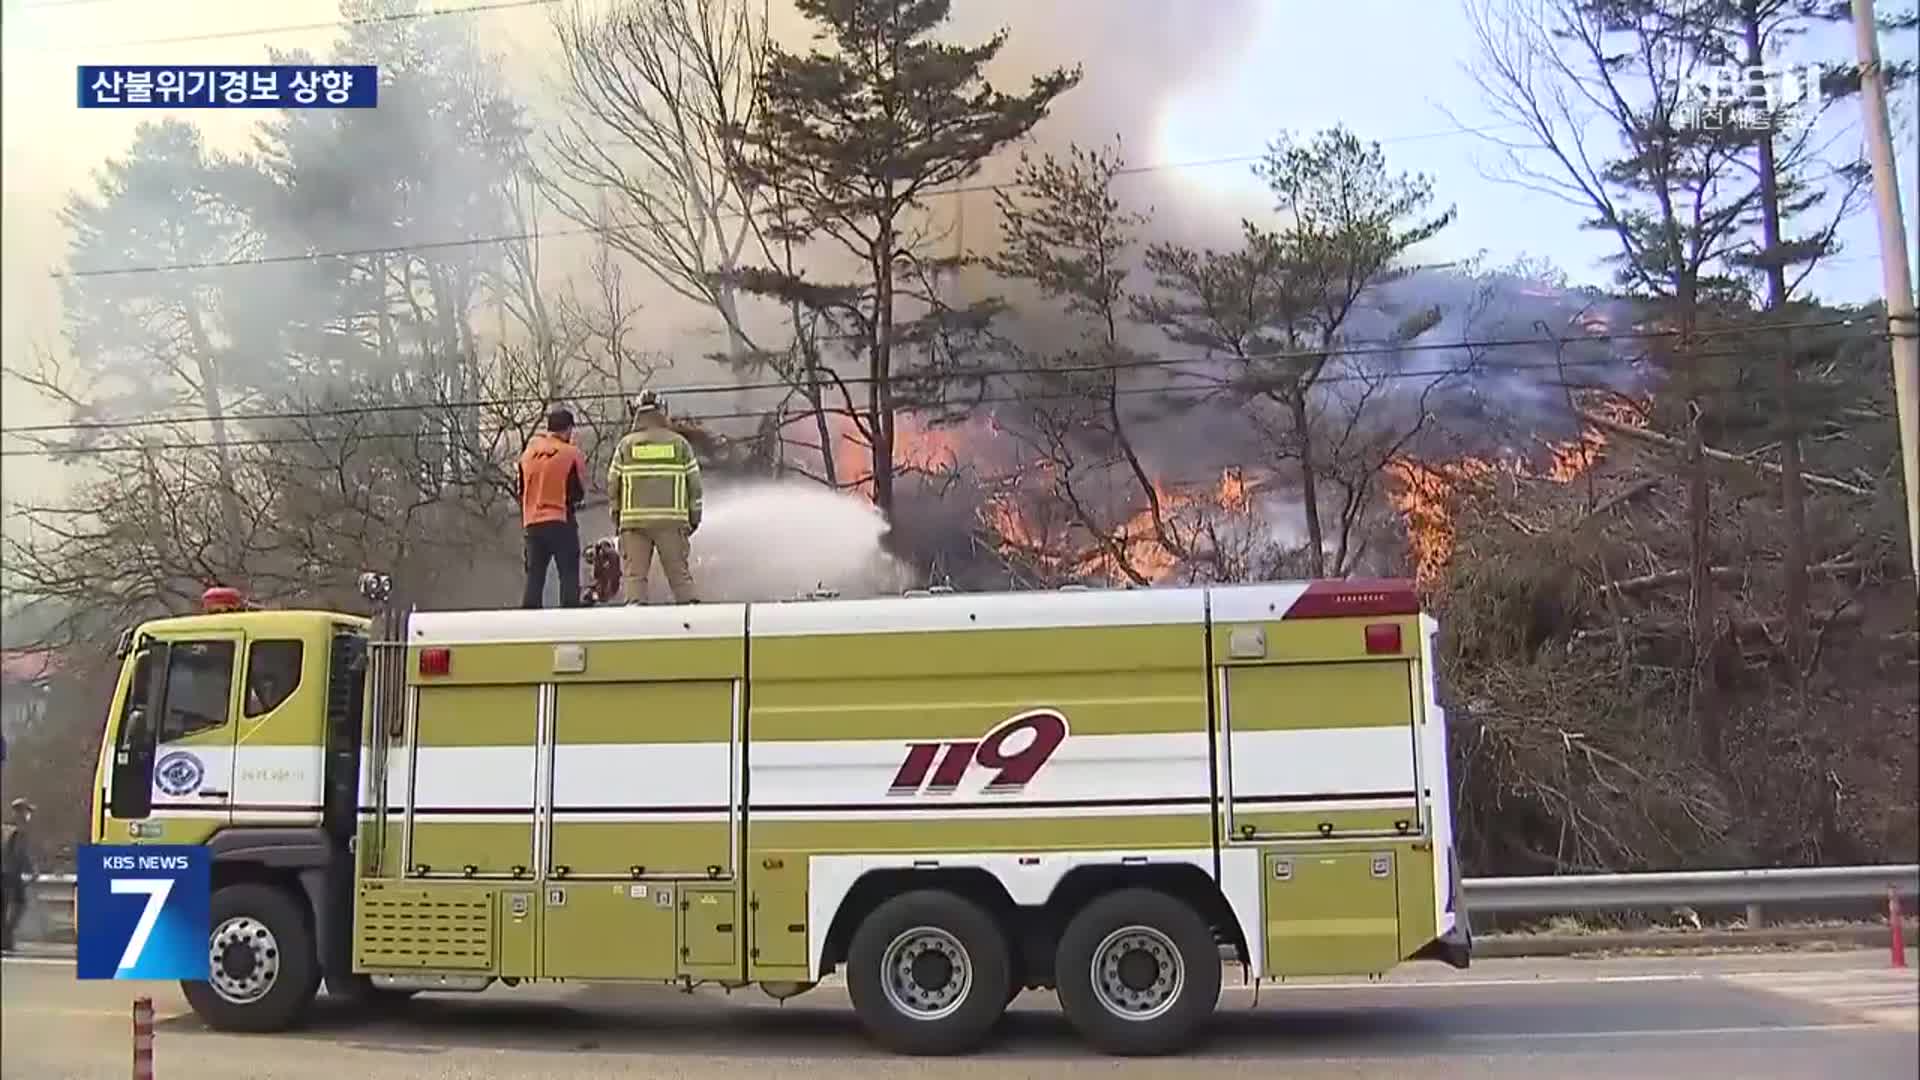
left=735, top=265, right=1655, bottom=591
left=753, top=382, right=1653, bottom=592
left=768, top=405, right=1283, bottom=587
left=982, top=466, right=1274, bottom=586
left=1385, top=392, right=1649, bottom=586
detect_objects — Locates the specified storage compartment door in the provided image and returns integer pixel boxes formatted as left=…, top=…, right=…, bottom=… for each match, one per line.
left=539, top=880, right=677, bottom=980
left=678, top=885, right=740, bottom=976
left=1264, top=850, right=1403, bottom=976
left=409, top=685, right=537, bottom=875
left=1222, top=661, right=1418, bottom=841
left=549, top=680, right=735, bottom=878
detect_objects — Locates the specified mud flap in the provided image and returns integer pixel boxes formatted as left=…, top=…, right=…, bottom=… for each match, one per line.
left=1414, top=920, right=1472, bottom=970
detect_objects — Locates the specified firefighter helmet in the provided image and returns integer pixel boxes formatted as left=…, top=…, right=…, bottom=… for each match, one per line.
left=629, top=389, right=667, bottom=419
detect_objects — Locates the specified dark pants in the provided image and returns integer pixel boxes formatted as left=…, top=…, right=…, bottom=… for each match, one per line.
left=0, top=878, right=22, bottom=950
left=522, top=521, right=581, bottom=609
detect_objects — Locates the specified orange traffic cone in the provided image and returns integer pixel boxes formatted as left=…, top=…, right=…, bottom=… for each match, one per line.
left=1891, top=886, right=1908, bottom=970
left=132, top=995, right=154, bottom=1079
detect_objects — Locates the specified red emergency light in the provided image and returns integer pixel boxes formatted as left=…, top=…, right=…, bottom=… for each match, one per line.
left=202, top=586, right=244, bottom=613
left=418, top=647, right=452, bottom=677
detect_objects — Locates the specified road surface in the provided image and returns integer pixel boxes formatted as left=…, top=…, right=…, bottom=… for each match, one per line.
left=3, top=948, right=1915, bottom=1078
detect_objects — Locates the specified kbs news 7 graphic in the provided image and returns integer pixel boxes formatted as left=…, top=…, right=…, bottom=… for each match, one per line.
left=75, top=845, right=210, bottom=981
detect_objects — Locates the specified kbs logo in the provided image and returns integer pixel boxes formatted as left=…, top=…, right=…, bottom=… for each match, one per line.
left=888, top=708, right=1069, bottom=797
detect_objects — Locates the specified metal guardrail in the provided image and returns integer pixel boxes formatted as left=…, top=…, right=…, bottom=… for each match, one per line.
left=1464, top=864, right=1919, bottom=914
left=21, top=863, right=1918, bottom=917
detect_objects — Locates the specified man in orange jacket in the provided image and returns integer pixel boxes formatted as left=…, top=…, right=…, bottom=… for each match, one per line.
left=518, top=406, right=588, bottom=608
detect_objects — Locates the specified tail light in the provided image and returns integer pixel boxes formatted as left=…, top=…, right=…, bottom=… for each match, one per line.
left=418, top=647, right=451, bottom=677
left=1364, top=622, right=1403, bottom=654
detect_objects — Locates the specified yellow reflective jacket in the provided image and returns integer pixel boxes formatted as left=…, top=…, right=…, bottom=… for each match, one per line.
left=607, top=423, right=702, bottom=529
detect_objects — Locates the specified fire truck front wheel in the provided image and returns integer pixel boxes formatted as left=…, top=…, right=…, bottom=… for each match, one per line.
left=180, top=883, right=321, bottom=1033
left=1052, top=887, right=1221, bottom=1056
left=845, top=889, right=1013, bottom=1056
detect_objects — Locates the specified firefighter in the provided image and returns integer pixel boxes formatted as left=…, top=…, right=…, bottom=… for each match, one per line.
left=606, top=390, right=702, bottom=604
left=518, top=406, right=588, bottom=609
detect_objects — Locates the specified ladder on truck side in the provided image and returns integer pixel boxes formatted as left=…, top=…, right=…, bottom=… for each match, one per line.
left=358, top=577, right=409, bottom=881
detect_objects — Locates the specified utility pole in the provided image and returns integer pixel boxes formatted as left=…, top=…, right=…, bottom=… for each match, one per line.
left=1850, top=0, right=1920, bottom=589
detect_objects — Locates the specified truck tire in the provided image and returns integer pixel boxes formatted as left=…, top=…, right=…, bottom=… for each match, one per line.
left=180, top=883, right=321, bottom=1033
left=1052, top=887, right=1220, bottom=1056
left=845, top=889, right=1012, bottom=1056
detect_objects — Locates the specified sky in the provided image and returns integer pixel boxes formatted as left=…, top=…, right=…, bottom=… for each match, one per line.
left=1, top=0, right=1915, bottom=511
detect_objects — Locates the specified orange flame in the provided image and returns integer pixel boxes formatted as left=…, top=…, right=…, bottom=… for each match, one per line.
left=1387, top=395, right=1637, bottom=584
left=1545, top=429, right=1607, bottom=483
left=793, top=411, right=981, bottom=499
left=982, top=467, right=1267, bottom=586
left=1386, top=456, right=1500, bottom=586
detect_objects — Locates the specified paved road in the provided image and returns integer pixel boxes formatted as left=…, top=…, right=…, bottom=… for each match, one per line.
left=3, top=948, right=1915, bottom=1078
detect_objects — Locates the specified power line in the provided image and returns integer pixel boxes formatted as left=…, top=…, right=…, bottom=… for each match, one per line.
left=0, top=333, right=1868, bottom=460
left=51, top=122, right=1527, bottom=281
left=0, top=316, right=1872, bottom=440
left=0, top=373, right=1574, bottom=459
left=35, top=0, right=558, bottom=50
left=0, top=345, right=1758, bottom=462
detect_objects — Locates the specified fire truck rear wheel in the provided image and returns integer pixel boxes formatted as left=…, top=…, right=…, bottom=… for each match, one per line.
left=845, top=889, right=1012, bottom=1056
left=1053, top=887, right=1220, bottom=1056
left=180, top=883, right=320, bottom=1033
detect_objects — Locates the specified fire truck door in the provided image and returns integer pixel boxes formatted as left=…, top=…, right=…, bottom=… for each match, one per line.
left=131, top=633, right=244, bottom=843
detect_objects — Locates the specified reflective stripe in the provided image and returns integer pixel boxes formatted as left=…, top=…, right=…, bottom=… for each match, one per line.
left=611, top=436, right=694, bottom=527
left=627, top=443, right=679, bottom=463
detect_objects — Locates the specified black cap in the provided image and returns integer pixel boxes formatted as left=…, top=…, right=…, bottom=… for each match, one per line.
left=547, top=407, right=574, bottom=433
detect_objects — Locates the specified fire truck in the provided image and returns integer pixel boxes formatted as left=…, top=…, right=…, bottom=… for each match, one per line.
left=87, top=577, right=1469, bottom=1056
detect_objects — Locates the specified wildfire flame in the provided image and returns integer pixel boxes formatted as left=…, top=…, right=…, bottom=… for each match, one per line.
left=1386, top=391, right=1650, bottom=585
left=787, top=411, right=981, bottom=498
left=789, top=405, right=1266, bottom=586
left=1385, top=456, right=1501, bottom=587
left=982, top=466, right=1268, bottom=586
left=780, top=384, right=1650, bottom=589
left=1545, top=428, right=1607, bottom=483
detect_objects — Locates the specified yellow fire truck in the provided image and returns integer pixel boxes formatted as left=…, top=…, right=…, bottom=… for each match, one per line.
left=89, top=577, right=1468, bottom=1056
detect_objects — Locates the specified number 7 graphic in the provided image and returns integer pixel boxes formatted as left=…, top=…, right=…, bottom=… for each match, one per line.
left=111, top=878, right=174, bottom=972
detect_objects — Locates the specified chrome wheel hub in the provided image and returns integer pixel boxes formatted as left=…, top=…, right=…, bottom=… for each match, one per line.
left=1090, top=926, right=1183, bottom=1021
left=880, top=926, right=972, bottom=1021
left=207, top=916, right=280, bottom=1005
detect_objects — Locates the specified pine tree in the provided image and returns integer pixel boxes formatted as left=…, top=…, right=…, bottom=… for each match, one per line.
left=726, top=0, right=1079, bottom=516
left=1137, top=127, right=1453, bottom=577
left=1687, top=0, right=1914, bottom=690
